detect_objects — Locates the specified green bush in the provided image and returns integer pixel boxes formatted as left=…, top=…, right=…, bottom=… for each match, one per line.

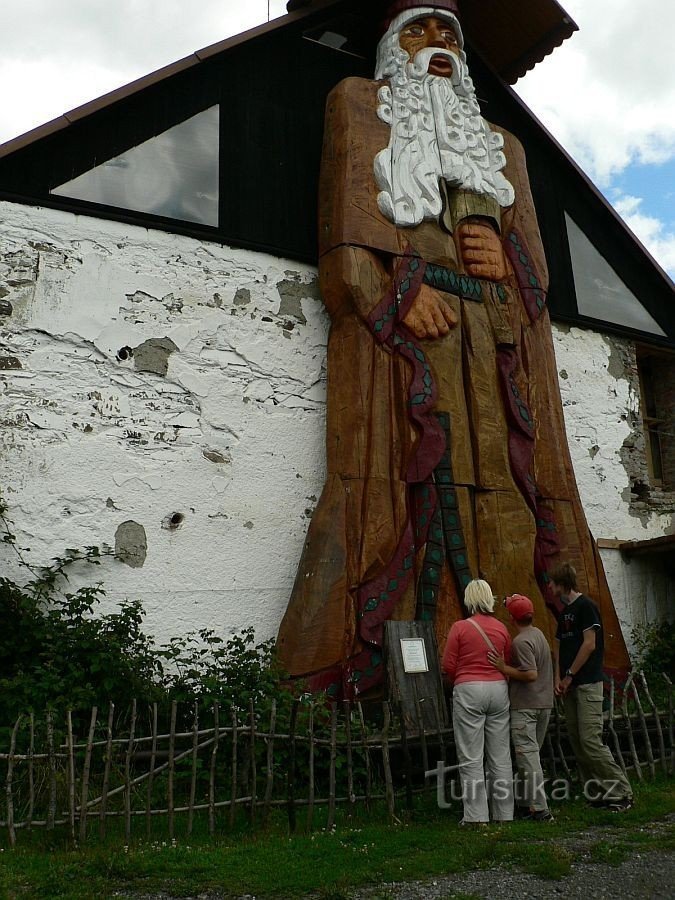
left=0, top=498, right=289, bottom=730
left=0, top=547, right=164, bottom=726
left=631, top=620, right=675, bottom=681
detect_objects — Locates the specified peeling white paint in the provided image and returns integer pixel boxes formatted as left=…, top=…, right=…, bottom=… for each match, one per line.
left=0, top=202, right=328, bottom=647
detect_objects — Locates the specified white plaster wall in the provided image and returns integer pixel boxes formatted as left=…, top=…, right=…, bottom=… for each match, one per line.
left=551, top=324, right=673, bottom=541
left=600, top=548, right=674, bottom=653
left=0, top=201, right=329, bottom=647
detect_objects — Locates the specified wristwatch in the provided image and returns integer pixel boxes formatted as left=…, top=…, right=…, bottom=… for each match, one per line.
left=564, top=668, right=574, bottom=679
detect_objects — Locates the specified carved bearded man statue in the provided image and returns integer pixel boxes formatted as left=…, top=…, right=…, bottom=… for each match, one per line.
left=277, top=0, right=628, bottom=698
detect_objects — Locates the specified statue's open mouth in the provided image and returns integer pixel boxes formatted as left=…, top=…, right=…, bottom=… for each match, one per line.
left=428, top=53, right=453, bottom=76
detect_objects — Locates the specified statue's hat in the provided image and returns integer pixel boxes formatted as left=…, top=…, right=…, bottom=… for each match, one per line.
left=382, top=0, right=461, bottom=30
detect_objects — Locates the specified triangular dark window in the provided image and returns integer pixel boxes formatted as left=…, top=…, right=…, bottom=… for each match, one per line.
left=52, top=106, right=219, bottom=227
left=565, top=212, right=665, bottom=336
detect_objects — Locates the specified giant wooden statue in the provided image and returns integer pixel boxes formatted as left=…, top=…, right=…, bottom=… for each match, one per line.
left=277, top=0, right=629, bottom=698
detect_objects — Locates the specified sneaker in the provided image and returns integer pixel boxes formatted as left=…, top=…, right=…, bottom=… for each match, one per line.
left=606, top=798, right=633, bottom=813
left=526, top=809, right=554, bottom=822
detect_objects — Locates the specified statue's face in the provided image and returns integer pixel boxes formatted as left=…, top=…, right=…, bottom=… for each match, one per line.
left=398, top=16, right=460, bottom=77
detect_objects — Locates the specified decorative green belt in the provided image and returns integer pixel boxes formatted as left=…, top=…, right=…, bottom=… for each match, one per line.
left=423, top=263, right=507, bottom=304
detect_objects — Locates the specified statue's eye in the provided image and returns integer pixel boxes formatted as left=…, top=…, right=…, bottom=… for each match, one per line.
left=405, top=25, right=424, bottom=35
left=443, top=31, right=458, bottom=43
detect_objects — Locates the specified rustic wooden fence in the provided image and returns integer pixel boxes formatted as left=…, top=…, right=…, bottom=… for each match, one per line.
left=1, top=672, right=672, bottom=847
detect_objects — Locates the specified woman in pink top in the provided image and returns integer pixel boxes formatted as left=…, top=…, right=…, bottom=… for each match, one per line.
left=442, top=579, right=513, bottom=825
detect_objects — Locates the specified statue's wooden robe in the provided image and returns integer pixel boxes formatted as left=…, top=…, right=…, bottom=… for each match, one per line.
left=277, top=78, right=629, bottom=698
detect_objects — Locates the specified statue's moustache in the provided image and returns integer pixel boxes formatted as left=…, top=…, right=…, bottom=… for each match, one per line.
left=408, top=46, right=463, bottom=82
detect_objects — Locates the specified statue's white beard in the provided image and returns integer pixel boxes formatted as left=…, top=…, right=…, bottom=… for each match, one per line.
left=374, top=46, right=516, bottom=228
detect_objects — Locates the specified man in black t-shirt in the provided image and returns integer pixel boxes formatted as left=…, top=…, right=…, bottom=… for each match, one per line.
left=551, top=563, right=632, bottom=811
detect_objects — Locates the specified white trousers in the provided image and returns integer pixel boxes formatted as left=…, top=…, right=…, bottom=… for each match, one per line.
left=452, top=681, right=514, bottom=823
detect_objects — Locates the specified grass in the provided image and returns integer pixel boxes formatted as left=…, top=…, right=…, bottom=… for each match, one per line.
left=0, top=778, right=673, bottom=899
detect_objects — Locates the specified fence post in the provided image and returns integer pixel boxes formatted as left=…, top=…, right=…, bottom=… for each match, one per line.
left=327, top=703, right=338, bottom=831
left=168, top=700, right=177, bottom=841
left=621, top=674, right=643, bottom=781
left=249, top=700, right=257, bottom=824
left=188, top=702, right=199, bottom=836
left=382, top=701, right=396, bottom=822
left=607, top=677, right=627, bottom=775
left=5, top=715, right=22, bottom=848
left=125, top=700, right=137, bottom=845
left=357, top=703, right=372, bottom=812
left=146, top=702, right=158, bottom=838
left=664, top=674, right=674, bottom=775
left=99, top=703, right=115, bottom=838
left=229, top=707, right=238, bottom=830
left=66, top=710, right=77, bottom=842
left=79, top=706, right=98, bottom=843
left=46, top=711, right=57, bottom=832
left=640, top=671, right=666, bottom=776
left=307, top=702, right=315, bottom=832
left=287, top=699, right=299, bottom=834
left=27, top=712, right=35, bottom=832
left=209, top=702, right=220, bottom=836
left=344, top=701, right=355, bottom=813
left=263, top=699, right=277, bottom=824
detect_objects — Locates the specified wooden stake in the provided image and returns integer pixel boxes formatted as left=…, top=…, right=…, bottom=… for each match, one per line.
left=664, top=674, right=674, bottom=775
left=621, top=674, right=643, bottom=781
left=382, top=701, right=395, bottom=821
left=344, top=701, right=355, bottom=813
left=357, top=703, right=372, bottom=811
left=640, top=671, right=666, bottom=776
left=229, top=707, right=238, bottom=830
left=46, top=712, right=57, bottom=832
left=263, top=699, right=277, bottom=824
left=79, top=706, right=98, bottom=842
left=66, top=710, right=76, bottom=842
left=146, top=702, right=158, bottom=838
left=327, top=703, right=338, bottom=831
left=27, top=713, right=35, bottom=831
left=188, top=702, right=199, bottom=836
left=287, top=699, right=299, bottom=834
left=5, top=716, right=21, bottom=848
left=125, top=700, right=137, bottom=844
left=631, top=677, right=654, bottom=778
left=607, top=678, right=627, bottom=776
left=99, top=703, right=115, bottom=838
left=249, top=699, right=257, bottom=824
left=209, top=703, right=220, bottom=836
left=399, top=707, right=413, bottom=810
left=307, top=702, right=315, bottom=832
left=168, top=700, right=177, bottom=841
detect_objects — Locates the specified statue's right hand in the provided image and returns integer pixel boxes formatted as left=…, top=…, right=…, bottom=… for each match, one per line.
left=401, top=284, right=458, bottom=340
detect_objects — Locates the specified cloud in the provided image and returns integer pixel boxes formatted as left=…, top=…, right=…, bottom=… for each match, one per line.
left=514, top=0, right=675, bottom=185
left=0, top=0, right=289, bottom=143
left=612, top=194, right=675, bottom=276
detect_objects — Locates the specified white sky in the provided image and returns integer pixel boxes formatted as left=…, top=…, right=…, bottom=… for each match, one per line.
left=0, top=0, right=673, bottom=276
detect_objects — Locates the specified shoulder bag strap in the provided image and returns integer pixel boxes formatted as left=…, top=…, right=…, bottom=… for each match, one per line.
left=467, top=616, right=499, bottom=655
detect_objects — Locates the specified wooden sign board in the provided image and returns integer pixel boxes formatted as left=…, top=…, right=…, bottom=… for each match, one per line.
left=384, top=620, right=448, bottom=732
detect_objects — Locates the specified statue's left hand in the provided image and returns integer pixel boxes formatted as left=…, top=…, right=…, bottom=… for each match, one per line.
left=456, top=221, right=508, bottom=281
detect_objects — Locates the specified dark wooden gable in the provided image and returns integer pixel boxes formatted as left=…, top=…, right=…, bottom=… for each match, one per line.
left=0, top=0, right=672, bottom=344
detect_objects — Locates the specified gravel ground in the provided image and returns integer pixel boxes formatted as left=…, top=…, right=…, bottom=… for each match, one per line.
left=121, top=815, right=675, bottom=900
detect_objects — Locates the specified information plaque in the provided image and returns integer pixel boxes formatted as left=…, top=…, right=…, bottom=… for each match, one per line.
left=400, top=637, right=429, bottom=674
